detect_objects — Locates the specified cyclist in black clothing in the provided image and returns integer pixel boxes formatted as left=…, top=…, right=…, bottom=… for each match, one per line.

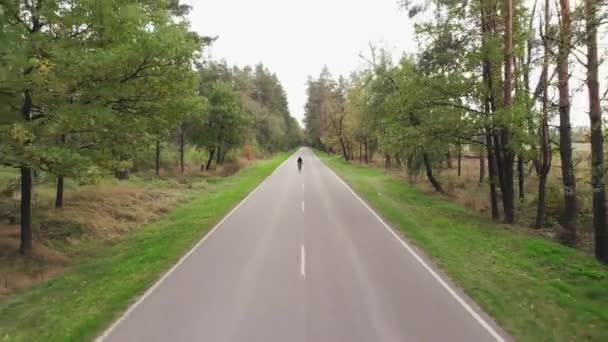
left=297, top=156, right=303, bottom=171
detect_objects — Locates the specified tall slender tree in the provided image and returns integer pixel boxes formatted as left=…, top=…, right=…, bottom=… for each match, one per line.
left=557, top=0, right=578, bottom=246
left=584, top=0, right=606, bottom=262
left=502, top=0, right=516, bottom=223
left=536, top=0, right=553, bottom=229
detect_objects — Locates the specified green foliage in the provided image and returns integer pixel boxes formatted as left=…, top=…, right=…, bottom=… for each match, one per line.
left=0, top=0, right=203, bottom=178
left=205, top=82, right=248, bottom=152
left=0, top=0, right=300, bottom=253
left=303, top=66, right=340, bottom=151
left=195, top=61, right=302, bottom=155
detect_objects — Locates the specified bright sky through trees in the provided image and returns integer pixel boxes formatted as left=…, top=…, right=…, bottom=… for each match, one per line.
left=187, top=0, right=606, bottom=127
left=187, top=0, right=416, bottom=125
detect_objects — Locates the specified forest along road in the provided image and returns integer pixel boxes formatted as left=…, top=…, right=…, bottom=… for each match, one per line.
left=98, top=148, right=509, bottom=342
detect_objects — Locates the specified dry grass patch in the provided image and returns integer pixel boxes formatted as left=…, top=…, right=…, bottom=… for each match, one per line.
left=46, top=183, right=188, bottom=239
left=0, top=178, right=190, bottom=299
left=0, top=230, right=69, bottom=299
left=0, top=156, right=262, bottom=299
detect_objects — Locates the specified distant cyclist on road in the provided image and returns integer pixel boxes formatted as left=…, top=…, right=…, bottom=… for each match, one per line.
left=297, top=156, right=303, bottom=171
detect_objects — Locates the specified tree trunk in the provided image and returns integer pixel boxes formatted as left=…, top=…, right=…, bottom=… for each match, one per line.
left=446, top=146, right=453, bottom=169
left=536, top=148, right=551, bottom=229
left=518, top=155, right=524, bottom=201
left=481, top=4, right=500, bottom=221
left=486, top=131, right=500, bottom=220
left=493, top=133, right=506, bottom=197
left=483, top=0, right=507, bottom=218
left=155, top=140, right=161, bottom=176
left=346, top=142, right=350, bottom=161
left=479, top=147, right=485, bottom=185
left=501, top=0, right=515, bottom=224
left=20, top=167, right=32, bottom=254
left=180, top=130, right=185, bottom=174
left=220, top=148, right=227, bottom=165
left=384, top=153, right=391, bottom=168
left=557, top=0, right=578, bottom=246
left=19, top=85, right=35, bottom=254
left=55, top=176, right=64, bottom=209
left=206, top=148, right=216, bottom=171
left=55, top=134, right=66, bottom=209
left=500, top=129, right=515, bottom=223
left=359, top=143, right=363, bottom=163
left=457, top=145, right=462, bottom=176
left=422, top=152, right=445, bottom=194
left=364, top=141, right=369, bottom=164
left=216, top=144, right=222, bottom=164
left=339, top=138, right=349, bottom=161
left=536, top=0, right=552, bottom=229
left=536, top=173, right=548, bottom=228
left=585, top=0, right=606, bottom=262
left=18, top=6, right=43, bottom=255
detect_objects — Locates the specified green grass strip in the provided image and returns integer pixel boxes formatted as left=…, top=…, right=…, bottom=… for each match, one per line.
left=318, top=152, right=608, bottom=342
left=0, top=153, right=290, bottom=341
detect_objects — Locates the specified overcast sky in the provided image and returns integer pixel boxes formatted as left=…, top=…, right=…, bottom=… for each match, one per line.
left=187, top=0, right=604, bottom=127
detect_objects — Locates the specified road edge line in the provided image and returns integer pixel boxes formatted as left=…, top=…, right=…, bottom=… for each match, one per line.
left=96, top=153, right=293, bottom=341
left=320, top=157, right=507, bottom=342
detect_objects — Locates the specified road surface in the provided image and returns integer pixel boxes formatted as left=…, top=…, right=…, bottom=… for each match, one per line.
left=99, top=148, right=508, bottom=342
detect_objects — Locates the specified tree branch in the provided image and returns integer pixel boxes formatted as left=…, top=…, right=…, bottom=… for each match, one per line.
left=424, top=101, right=486, bottom=115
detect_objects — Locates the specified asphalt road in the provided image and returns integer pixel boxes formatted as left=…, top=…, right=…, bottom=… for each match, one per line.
left=99, top=148, right=509, bottom=342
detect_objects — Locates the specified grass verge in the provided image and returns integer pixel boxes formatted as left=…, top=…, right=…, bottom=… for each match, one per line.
left=318, top=152, right=608, bottom=342
left=0, top=152, right=290, bottom=341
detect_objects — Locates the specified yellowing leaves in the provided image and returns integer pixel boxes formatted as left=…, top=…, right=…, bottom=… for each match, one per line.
left=7, top=124, right=34, bottom=145
left=37, top=58, right=54, bottom=76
